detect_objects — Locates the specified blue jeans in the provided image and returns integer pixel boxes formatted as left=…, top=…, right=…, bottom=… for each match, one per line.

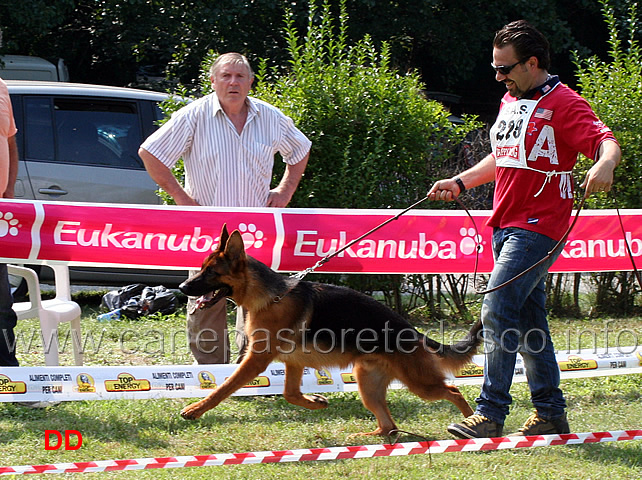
left=0, top=264, right=19, bottom=366
left=475, top=227, right=566, bottom=424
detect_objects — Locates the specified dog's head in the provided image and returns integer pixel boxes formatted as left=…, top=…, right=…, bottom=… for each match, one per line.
left=179, top=224, right=247, bottom=309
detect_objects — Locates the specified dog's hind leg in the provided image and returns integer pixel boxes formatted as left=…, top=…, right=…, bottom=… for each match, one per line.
left=282, top=364, right=329, bottom=410
left=392, top=354, right=474, bottom=417
left=442, top=383, right=475, bottom=417
left=404, top=379, right=474, bottom=417
left=351, top=361, right=396, bottom=436
left=180, top=353, right=274, bottom=420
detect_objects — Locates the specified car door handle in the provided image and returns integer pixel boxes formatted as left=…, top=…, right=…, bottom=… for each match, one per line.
left=38, top=187, right=69, bottom=196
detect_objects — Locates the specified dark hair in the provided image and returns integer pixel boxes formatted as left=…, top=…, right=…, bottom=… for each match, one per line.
left=493, top=20, right=550, bottom=70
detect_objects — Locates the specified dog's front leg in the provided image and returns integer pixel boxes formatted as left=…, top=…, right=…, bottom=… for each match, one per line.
left=283, top=363, right=329, bottom=410
left=180, top=353, right=273, bottom=420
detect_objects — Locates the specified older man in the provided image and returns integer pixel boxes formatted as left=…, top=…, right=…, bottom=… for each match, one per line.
left=139, top=53, right=311, bottom=364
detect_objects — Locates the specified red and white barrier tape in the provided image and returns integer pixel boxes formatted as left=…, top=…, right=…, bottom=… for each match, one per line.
left=1, top=430, right=640, bottom=475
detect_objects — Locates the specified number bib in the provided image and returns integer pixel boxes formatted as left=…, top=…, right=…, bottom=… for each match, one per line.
left=490, top=99, right=536, bottom=168
left=490, top=97, right=572, bottom=198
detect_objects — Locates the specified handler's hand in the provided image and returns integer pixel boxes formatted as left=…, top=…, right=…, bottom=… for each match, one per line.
left=427, top=178, right=460, bottom=202
left=580, top=159, right=617, bottom=198
left=580, top=139, right=620, bottom=198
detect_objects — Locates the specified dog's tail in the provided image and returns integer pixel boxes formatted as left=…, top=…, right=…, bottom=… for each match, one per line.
left=424, top=319, right=483, bottom=374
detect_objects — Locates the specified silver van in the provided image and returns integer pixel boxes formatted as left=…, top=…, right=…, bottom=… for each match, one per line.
left=6, top=80, right=187, bottom=287
left=8, top=81, right=167, bottom=204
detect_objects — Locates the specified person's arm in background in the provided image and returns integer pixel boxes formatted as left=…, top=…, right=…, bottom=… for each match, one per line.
left=139, top=147, right=200, bottom=206
left=267, top=153, right=309, bottom=207
left=2, top=135, right=18, bottom=198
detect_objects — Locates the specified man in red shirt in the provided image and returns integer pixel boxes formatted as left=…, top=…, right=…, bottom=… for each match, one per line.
left=428, top=20, right=621, bottom=438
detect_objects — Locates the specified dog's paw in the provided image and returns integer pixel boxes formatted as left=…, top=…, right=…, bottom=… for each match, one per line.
left=347, top=429, right=387, bottom=438
left=304, top=394, right=329, bottom=409
left=180, top=404, right=204, bottom=420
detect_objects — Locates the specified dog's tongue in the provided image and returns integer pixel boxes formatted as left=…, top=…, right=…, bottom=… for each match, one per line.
left=195, top=292, right=214, bottom=309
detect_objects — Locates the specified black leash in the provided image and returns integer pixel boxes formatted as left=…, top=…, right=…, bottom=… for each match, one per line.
left=289, top=195, right=431, bottom=281
left=273, top=195, right=431, bottom=302
left=460, top=188, right=642, bottom=295
left=278, top=187, right=640, bottom=301
left=468, top=196, right=587, bottom=295
left=613, top=192, right=642, bottom=290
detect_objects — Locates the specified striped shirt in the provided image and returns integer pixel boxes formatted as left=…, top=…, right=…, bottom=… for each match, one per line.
left=141, top=93, right=311, bottom=207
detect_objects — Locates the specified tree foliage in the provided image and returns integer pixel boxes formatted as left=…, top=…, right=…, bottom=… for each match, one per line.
left=575, top=0, right=642, bottom=210
left=156, top=0, right=481, bottom=314
left=0, top=0, right=625, bottom=101
left=252, top=0, right=480, bottom=209
left=159, top=0, right=480, bottom=210
left=572, top=0, right=642, bottom=316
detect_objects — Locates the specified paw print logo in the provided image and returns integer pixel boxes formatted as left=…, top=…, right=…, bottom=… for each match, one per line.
left=0, top=211, right=20, bottom=238
left=459, top=227, right=483, bottom=255
left=238, top=223, right=265, bottom=249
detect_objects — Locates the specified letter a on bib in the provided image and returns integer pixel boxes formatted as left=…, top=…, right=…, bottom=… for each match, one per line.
left=527, top=125, right=558, bottom=165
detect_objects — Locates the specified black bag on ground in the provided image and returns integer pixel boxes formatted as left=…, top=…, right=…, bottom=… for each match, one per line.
left=101, top=284, right=146, bottom=311
left=101, top=284, right=177, bottom=319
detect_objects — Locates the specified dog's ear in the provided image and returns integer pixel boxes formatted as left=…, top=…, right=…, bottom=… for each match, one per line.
left=224, top=230, right=246, bottom=259
left=218, top=224, right=230, bottom=251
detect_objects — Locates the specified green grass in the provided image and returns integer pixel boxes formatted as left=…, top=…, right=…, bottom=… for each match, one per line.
left=1, top=294, right=641, bottom=479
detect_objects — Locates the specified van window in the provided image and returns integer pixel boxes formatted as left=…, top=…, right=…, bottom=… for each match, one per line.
left=23, top=97, right=145, bottom=169
left=55, top=99, right=143, bottom=168
left=24, top=97, right=55, bottom=160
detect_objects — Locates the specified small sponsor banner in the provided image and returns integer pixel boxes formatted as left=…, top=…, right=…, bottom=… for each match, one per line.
left=0, top=347, right=640, bottom=403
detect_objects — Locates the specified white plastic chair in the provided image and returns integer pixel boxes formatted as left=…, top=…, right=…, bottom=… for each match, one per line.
left=9, top=264, right=83, bottom=366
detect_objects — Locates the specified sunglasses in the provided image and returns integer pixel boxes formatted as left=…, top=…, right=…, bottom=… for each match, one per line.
left=490, top=60, right=523, bottom=75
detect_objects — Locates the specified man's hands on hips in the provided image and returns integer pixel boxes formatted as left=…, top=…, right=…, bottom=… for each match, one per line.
left=266, top=188, right=293, bottom=207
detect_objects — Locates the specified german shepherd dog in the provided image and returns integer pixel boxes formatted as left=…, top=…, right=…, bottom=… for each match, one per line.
left=179, top=225, right=483, bottom=436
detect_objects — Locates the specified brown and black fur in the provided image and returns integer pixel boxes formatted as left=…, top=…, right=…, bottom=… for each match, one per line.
left=179, top=224, right=483, bottom=436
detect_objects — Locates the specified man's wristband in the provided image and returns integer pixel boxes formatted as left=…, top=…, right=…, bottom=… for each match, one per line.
left=454, top=177, right=466, bottom=193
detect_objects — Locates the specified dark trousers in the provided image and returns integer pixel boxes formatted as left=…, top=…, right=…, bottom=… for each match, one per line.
left=0, top=264, right=19, bottom=366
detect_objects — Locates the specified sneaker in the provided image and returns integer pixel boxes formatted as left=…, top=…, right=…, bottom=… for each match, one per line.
left=508, top=411, right=570, bottom=436
left=447, top=414, right=503, bottom=439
